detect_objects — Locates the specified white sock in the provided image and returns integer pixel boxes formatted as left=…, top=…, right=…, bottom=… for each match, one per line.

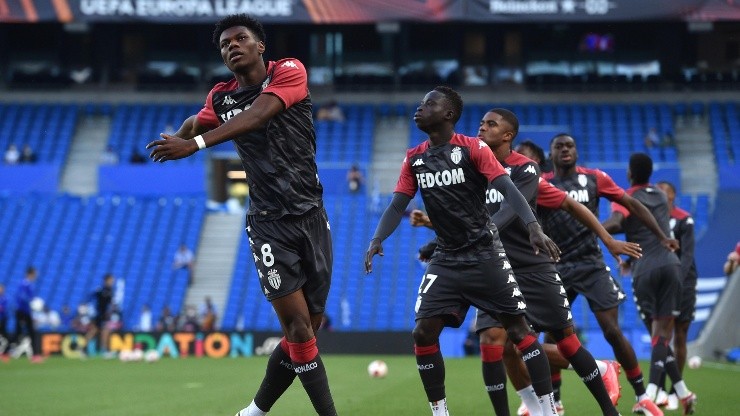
left=596, top=360, right=608, bottom=376
left=645, top=383, right=658, bottom=401
left=638, top=393, right=649, bottom=402
left=237, top=400, right=267, bottom=416
left=538, top=393, right=559, bottom=416
left=430, top=398, right=449, bottom=416
left=517, top=386, right=543, bottom=416
left=673, top=380, right=690, bottom=399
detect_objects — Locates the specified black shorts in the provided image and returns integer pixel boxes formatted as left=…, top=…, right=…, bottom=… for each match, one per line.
left=415, top=255, right=526, bottom=328
left=632, top=264, right=682, bottom=321
left=677, top=279, right=697, bottom=323
left=475, top=269, right=573, bottom=333
left=557, top=262, right=626, bottom=312
left=247, top=206, right=333, bottom=314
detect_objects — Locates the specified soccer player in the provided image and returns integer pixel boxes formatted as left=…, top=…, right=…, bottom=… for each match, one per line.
left=13, top=266, right=43, bottom=363
left=365, top=87, right=561, bottom=416
left=146, top=14, right=336, bottom=416
left=83, top=273, right=115, bottom=356
left=602, top=154, right=697, bottom=416
left=541, top=134, right=679, bottom=415
left=412, top=109, right=640, bottom=416
left=655, top=180, right=697, bottom=411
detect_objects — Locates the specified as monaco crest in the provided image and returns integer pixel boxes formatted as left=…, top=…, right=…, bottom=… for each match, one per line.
left=578, top=174, right=588, bottom=187
left=451, top=147, right=462, bottom=164
left=267, top=268, right=281, bottom=289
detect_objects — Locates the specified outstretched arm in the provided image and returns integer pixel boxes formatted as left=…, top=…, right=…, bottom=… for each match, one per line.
left=147, top=93, right=284, bottom=162
left=173, top=115, right=210, bottom=140
left=365, top=193, right=413, bottom=273
left=602, top=211, right=624, bottom=235
left=490, top=168, right=539, bottom=232
left=560, top=196, right=641, bottom=264
left=492, top=175, right=560, bottom=261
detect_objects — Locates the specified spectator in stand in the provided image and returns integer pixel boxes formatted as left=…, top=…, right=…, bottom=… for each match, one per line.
left=199, top=296, right=217, bottom=331
left=173, top=244, right=195, bottom=286
left=156, top=306, right=178, bottom=333
left=316, top=99, right=345, bottom=122
left=724, top=242, right=740, bottom=276
left=14, top=266, right=43, bottom=362
left=35, top=305, right=61, bottom=332
left=20, top=144, right=37, bottom=163
left=138, top=304, right=153, bottom=332
left=100, top=145, right=119, bottom=165
left=644, top=127, right=661, bottom=149
left=0, top=283, right=8, bottom=361
left=4, top=143, right=20, bottom=165
left=346, top=164, right=364, bottom=193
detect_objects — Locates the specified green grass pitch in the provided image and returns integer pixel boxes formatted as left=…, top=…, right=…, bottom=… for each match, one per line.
left=1, top=355, right=736, bottom=415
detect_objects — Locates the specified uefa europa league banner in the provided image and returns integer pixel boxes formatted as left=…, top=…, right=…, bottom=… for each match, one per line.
left=1, top=0, right=734, bottom=24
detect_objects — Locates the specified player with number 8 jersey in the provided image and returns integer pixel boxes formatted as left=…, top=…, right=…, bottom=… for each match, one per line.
left=145, top=14, right=336, bottom=416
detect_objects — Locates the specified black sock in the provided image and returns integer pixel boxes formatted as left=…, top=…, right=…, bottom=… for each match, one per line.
left=480, top=344, right=510, bottom=416
left=415, top=344, right=446, bottom=402
left=557, top=334, right=617, bottom=415
left=254, top=337, right=297, bottom=412
left=625, top=365, right=646, bottom=397
left=288, top=338, right=337, bottom=416
left=516, top=334, right=553, bottom=396
left=664, top=347, right=683, bottom=385
left=658, top=367, right=667, bottom=393
left=648, top=336, right=669, bottom=387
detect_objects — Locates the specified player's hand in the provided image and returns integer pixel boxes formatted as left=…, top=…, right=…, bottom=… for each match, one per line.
left=410, top=210, right=431, bottom=227
left=364, top=238, right=384, bottom=274
left=661, top=237, right=680, bottom=252
left=527, top=222, right=560, bottom=262
left=605, top=238, right=642, bottom=265
left=146, top=133, right=199, bottom=162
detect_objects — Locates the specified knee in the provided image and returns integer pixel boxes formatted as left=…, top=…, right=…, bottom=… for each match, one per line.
left=505, top=325, right=530, bottom=345
left=412, top=324, right=438, bottom=346
left=479, top=327, right=506, bottom=346
left=600, top=322, right=623, bottom=344
left=284, top=319, right=314, bottom=343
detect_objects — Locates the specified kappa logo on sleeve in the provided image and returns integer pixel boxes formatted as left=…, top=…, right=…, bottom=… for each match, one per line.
left=524, top=165, right=537, bottom=175
left=281, top=60, right=299, bottom=69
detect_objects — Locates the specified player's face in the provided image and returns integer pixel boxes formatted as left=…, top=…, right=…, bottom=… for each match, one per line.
left=219, top=26, right=265, bottom=74
left=550, top=135, right=578, bottom=169
left=516, top=145, right=540, bottom=164
left=478, top=111, right=513, bottom=150
left=413, top=90, right=452, bottom=132
left=657, top=183, right=675, bottom=204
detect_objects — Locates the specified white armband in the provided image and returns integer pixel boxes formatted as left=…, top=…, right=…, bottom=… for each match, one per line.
left=193, top=135, right=206, bottom=150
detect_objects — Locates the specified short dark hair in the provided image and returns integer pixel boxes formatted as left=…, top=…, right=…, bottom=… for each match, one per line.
left=213, top=14, right=266, bottom=48
left=629, top=152, right=653, bottom=184
left=516, top=140, right=546, bottom=164
left=490, top=108, right=519, bottom=138
left=433, top=86, right=463, bottom=124
left=26, top=266, right=36, bottom=275
left=550, top=132, right=573, bottom=146
left=657, top=180, right=676, bottom=194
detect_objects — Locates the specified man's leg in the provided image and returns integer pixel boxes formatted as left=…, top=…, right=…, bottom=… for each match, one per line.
left=479, top=327, right=511, bottom=416
left=594, top=308, right=647, bottom=398
left=276, top=290, right=336, bottom=416
left=413, top=317, right=449, bottom=416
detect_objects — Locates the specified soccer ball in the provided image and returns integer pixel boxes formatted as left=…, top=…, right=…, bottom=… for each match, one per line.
left=144, top=350, right=160, bottom=363
left=119, top=350, right=132, bottom=362
left=688, top=355, right=702, bottom=369
left=367, top=359, right=388, bottom=378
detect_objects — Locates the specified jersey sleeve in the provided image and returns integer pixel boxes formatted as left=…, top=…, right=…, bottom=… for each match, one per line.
left=470, top=138, right=507, bottom=182
left=678, top=216, right=696, bottom=279
left=196, top=87, right=221, bottom=130
left=536, top=178, right=567, bottom=209
left=393, top=153, right=418, bottom=197
left=262, top=59, right=308, bottom=109
left=610, top=201, right=630, bottom=217
left=595, top=169, right=626, bottom=201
